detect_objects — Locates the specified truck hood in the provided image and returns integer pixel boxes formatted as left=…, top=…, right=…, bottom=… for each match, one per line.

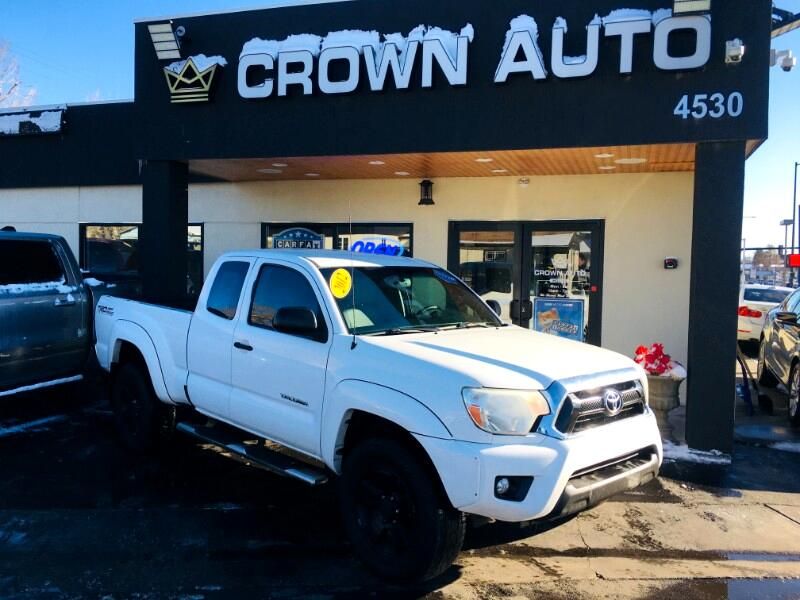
left=361, top=325, right=638, bottom=391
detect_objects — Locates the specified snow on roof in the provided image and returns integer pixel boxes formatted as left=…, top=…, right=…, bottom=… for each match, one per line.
left=0, top=109, right=63, bottom=136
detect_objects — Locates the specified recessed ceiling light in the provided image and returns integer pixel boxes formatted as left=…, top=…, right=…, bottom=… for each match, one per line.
left=492, top=169, right=508, bottom=174
left=257, top=168, right=282, bottom=174
left=614, top=158, right=648, bottom=165
left=369, top=160, right=386, bottom=165
left=599, top=166, right=617, bottom=171
left=271, top=162, right=288, bottom=168
left=305, top=172, right=320, bottom=177
left=594, top=153, right=615, bottom=159
left=475, top=158, right=494, bottom=163
left=394, top=171, right=410, bottom=176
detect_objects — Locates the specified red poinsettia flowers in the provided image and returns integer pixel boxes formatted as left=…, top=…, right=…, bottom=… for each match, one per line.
left=634, top=343, right=674, bottom=376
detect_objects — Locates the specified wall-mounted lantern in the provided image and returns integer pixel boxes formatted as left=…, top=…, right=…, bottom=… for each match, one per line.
left=419, top=179, right=434, bottom=206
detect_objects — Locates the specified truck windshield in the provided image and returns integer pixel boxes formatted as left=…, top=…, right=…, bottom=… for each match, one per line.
left=320, top=266, right=502, bottom=335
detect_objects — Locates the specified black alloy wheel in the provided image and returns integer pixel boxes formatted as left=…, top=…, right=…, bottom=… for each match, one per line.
left=111, top=363, right=174, bottom=452
left=339, top=438, right=465, bottom=582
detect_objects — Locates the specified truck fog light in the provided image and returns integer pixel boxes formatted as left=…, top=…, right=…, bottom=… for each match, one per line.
left=494, top=476, right=534, bottom=501
left=495, top=477, right=511, bottom=495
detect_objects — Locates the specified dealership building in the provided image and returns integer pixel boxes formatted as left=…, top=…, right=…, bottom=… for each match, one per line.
left=0, top=0, right=780, bottom=452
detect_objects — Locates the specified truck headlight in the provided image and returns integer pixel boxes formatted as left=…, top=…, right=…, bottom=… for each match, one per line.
left=462, top=388, right=550, bottom=436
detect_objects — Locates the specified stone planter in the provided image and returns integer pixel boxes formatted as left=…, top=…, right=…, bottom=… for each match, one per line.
left=647, top=375, right=684, bottom=441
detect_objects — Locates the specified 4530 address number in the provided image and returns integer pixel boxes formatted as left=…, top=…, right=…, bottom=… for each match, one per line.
left=674, top=92, right=744, bottom=120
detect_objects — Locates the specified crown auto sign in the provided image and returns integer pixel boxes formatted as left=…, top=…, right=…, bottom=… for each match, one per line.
left=236, top=8, right=713, bottom=99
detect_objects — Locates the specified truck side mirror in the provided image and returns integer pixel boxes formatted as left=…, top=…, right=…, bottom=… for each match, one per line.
left=776, top=311, right=798, bottom=326
left=486, top=299, right=502, bottom=316
left=274, top=307, right=319, bottom=335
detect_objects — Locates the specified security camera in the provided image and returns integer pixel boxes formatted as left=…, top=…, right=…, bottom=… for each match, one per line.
left=725, top=39, right=745, bottom=64
left=175, top=25, right=186, bottom=38
left=771, top=49, right=797, bottom=72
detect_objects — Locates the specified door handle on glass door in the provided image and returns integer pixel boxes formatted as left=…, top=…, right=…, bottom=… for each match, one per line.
left=234, top=341, right=254, bottom=351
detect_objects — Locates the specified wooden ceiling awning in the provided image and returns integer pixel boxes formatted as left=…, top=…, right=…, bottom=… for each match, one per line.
left=188, top=142, right=744, bottom=182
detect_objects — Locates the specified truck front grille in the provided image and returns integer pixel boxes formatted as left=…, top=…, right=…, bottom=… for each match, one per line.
left=554, top=380, right=646, bottom=435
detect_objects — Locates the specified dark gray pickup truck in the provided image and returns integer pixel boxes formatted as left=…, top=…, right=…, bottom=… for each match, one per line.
left=0, top=231, right=96, bottom=396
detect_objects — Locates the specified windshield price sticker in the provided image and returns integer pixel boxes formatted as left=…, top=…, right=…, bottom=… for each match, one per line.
left=674, top=92, right=744, bottom=120
left=329, top=268, right=353, bottom=299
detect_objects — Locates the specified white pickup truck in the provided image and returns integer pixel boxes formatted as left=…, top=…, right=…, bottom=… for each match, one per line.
left=94, top=249, right=662, bottom=581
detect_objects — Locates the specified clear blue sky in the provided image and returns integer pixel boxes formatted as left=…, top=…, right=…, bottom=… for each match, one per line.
left=3, top=0, right=799, bottom=248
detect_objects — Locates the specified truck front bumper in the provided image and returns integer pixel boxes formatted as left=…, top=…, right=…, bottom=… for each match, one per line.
left=415, top=409, right=662, bottom=523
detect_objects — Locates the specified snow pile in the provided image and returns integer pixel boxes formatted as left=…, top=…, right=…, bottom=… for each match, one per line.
left=321, top=29, right=380, bottom=53
left=165, top=54, right=228, bottom=74
left=667, top=362, right=687, bottom=380
left=499, top=15, right=547, bottom=74
left=596, top=8, right=674, bottom=26
left=242, top=24, right=474, bottom=62
left=770, top=442, right=800, bottom=454
left=0, top=110, right=63, bottom=136
left=0, top=415, right=68, bottom=434
left=0, top=280, right=75, bottom=295
left=662, top=440, right=731, bottom=465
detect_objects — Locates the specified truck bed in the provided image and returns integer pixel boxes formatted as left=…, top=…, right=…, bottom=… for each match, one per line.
left=94, top=296, right=193, bottom=404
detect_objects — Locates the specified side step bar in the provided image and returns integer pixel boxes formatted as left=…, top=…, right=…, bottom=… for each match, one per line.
left=176, top=421, right=329, bottom=486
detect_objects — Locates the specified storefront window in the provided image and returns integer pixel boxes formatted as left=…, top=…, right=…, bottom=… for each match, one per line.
left=262, top=223, right=413, bottom=257
left=80, top=223, right=204, bottom=299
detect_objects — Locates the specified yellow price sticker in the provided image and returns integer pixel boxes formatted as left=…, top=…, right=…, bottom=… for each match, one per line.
left=329, top=268, right=353, bottom=299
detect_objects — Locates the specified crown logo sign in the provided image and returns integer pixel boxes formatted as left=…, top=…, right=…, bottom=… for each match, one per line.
left=163, top=58, right=220, bottom=103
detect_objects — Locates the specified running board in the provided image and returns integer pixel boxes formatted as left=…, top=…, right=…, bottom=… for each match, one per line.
left=175, top=421, right=329, bottom=486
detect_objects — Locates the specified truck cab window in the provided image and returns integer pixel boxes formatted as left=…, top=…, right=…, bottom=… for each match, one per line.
left=206, top=261, right=250, bottom=320
left=0, top=240, right=64, bottom=285
left=249, top=264, right=327, bottom=340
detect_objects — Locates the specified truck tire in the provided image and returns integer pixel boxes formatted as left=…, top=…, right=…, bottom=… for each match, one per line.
left=339, top=438, right=465, bottom=582
left=111, top=363, right=175, bottom=452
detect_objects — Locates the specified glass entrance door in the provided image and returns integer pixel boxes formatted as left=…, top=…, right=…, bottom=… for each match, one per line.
left=527, top=225, right=603, bottom=345
left=449, top=221, right=604, bottom=345
left=447, top=223, right=521, bottom=324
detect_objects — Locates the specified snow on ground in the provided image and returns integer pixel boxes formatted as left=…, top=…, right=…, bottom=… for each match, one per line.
left=0, top=416, right=68, bottom=438
left=771, top=442, right=800, bottom=454
left=0, top=376, right=82, bottom=399
left=662, top=440, right=732, bottom=465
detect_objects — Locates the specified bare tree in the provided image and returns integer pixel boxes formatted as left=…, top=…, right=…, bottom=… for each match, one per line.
left=0, top=41, right=36, bottom=108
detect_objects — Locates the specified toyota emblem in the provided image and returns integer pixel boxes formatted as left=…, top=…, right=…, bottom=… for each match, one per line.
left=603, top=389, right=623, bottom=416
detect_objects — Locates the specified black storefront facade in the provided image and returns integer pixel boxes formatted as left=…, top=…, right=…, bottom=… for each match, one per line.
left=0, top=0, right=773, bottom=453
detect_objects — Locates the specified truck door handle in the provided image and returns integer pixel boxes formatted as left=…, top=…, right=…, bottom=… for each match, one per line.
left=54, top=297, right=76, bottom=307
left=234, top=341, right=254, bottom=352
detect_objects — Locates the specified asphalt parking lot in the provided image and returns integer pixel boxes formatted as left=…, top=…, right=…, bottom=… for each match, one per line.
left=2, top=383, right=800, bottom=600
